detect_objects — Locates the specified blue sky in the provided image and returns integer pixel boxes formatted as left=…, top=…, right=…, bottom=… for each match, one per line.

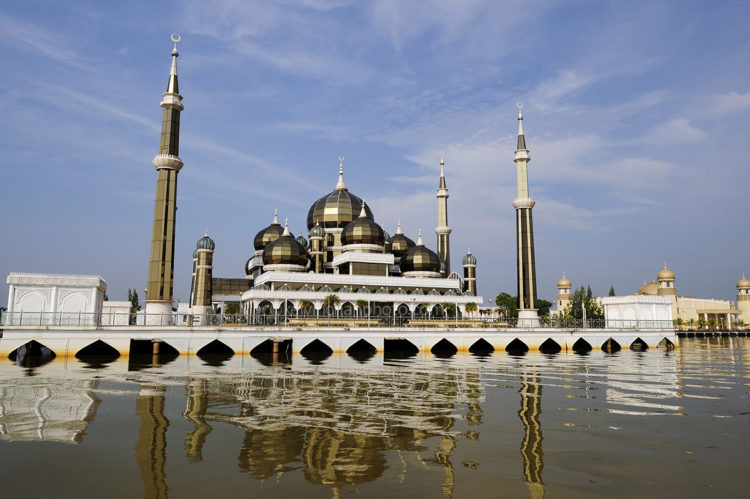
left=1, top=0, right=748, bottom=306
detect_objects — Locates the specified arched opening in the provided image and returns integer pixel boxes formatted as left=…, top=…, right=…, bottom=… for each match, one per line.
left=657, top=337, right=675, bottom=350
left=127, top=339, right=179, bottom=371
left=254, top=300, right=275, bottom=325
left=346, top=339, right=377, bottom=363
left=300, top=339, right=333, bottom=364
left=539, top=338, right=562, bottom=354
left=431, top=338, right=458, bottom=358
left=340, top=302, right=356, bottom=319
left=601, top=338, right=621, bottom=353
left=75, top=340, right=120, bottom=365
left=250, top=339, right=292, bottom=366
left=196, top=340, right=234, bottom=366
left=9, top=340, right=56, bottom=369
left=384, top=338, right=419, bottom=359
left=505, top=338, right=529, bottom=355
left=572, top=338, right=592, bottom=355
left=469, top=338, right=494, bottom=356
left=630, top=337, right=649, bottom=351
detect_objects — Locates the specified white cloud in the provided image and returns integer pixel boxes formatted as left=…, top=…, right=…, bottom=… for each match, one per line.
left=646, top=118, right=705, bottom=144
left=709, top=90, right=750, bottom=116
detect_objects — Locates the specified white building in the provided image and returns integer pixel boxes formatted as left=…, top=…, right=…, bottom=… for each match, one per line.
left=4, top=273, right=106, bottom=326
left=601, top=295, right=673, bottom=328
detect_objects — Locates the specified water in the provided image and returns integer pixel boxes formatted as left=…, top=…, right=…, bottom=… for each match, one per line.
left=0, top=337, right=748, bottom=498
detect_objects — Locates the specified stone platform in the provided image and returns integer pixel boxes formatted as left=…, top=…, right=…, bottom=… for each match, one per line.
left=0, top=325, right=678, bottom=357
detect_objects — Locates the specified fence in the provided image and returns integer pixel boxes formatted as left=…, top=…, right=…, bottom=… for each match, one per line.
left=0, top=310, right=676, bottom=330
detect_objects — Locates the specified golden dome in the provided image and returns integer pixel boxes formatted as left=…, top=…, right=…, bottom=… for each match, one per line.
left=262, top=220, right=309, bottom=268
left=557, top=274, right=571, bottom=288
left=737, top=274, right=750, bottom=289
left=657, top=264, right=675, bottom=281
left=638, top=281, right=659, bottom=296
left=306, top=161, right=373, bottom=229
left=400, top=230, right=441, bottom=275
left=390, top=221, right=415, bottom=257
left=254, top=210, right=283, bottom=251
left=341, top=204, right=385, bottom=247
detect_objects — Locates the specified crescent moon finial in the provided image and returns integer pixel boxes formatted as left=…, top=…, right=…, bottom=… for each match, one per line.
left=516, top=101, right=523, bottom=111
left=171, top=33, right=181, bottom=44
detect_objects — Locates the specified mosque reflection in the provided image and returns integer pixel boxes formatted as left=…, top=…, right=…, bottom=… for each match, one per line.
left=0, top=361, right=552, bottom=498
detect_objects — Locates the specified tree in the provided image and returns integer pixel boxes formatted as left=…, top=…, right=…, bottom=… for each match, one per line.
left=224, top=303, right=239, bottom=315
left=127, top=288, right=140, bottom=325
left=299, top=299, right=313, bottom=317
left=563, top=285, right=604, bottom=320
left=465, top=302, right=478, bottom=318
left=128, top=289, right=140, bottom=313
left=443, top=303, right=456, bottom=318
left=355, top=299, right=368, bottom=318
left=537, top=299, right=552, bottom=317
left=495, top=292, right=518, bottom=319
left=322, top=294, right=340, bottom=315
left=608, top=286, right=616, bottom=297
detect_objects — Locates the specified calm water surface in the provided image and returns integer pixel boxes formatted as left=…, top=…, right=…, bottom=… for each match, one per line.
left=0, top=337, right=748, bottom=498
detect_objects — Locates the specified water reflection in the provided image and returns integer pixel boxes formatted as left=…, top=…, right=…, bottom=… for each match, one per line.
left=0, top=379, right=100, bottom=443
left=134, top=385, right=169, bottom=499
left=519, top=373, right=544, bottom=498
left=1, top=341, right=749, bottom=497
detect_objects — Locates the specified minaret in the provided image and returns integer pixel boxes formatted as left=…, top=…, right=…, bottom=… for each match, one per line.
left=145, top=34, right=184, bottom=323
left=555, top=274, right=572, bottom=317
left=191, top=231, right=215, bottom=322
left=462, top=249, right=477, bottom=296
left=309, top=222, right=325, bottom=273
left=737, top=274, right=750, bottom=323
left=519, top=373, right=544, bottom=498
left=435, top=152, right=452, bottom=276
left=512, top=103, right=539, bottom=326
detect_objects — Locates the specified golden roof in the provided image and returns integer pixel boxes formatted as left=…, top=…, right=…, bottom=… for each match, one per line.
left=657, top=264, right=675, bottom=281
left=637, top=281, right=659, bottom=296
left=557, top=274, right=571, bottom=288
left=737, top=274, right=750, bottom=289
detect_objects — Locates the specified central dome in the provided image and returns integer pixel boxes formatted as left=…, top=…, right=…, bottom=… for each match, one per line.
left=306, top=161, right=373, bottom=229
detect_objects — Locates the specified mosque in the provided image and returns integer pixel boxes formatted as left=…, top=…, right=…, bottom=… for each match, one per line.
left=553, top=266, right=750, bottom=327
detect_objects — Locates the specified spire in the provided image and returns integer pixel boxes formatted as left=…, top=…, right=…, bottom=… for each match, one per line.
left=439, top=152, right=447, bottom=189
left=272, top=208, right=279, bottom=225
left=335, top=155, right=347, bottom=191
left=416, top=229, right=424, bottom=246
left=358, top=202, right=367, bottom=218
left=516, top=102, right=526, bottom=150
left=167, top=33, right=180, bottom=95
left=282, top=218, right=290, bottom=236
left=395, top=220, right=403, bottom=235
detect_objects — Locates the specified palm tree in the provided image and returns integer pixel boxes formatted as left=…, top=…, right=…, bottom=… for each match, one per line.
left=299, top=299, right=313, bottom=317
left=355, top=299, right=368, bottom=319
left=674, top=317, right=683, bottom=330
left=323, top=294, right=340, bottom=317
left=697, top=317, right=707, bottom=330
left=443, top=303, right=456, bottom=319
left=707, top=318, right=716, bottom=331
left=687, top=318, right=696, bottom=331
left=465, top=302, right=478, bottom=318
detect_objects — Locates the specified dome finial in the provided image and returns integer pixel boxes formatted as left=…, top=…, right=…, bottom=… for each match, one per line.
left=170, top=33, right=181, bottom=56
left=395, top=220, right=403, bottom=235
left=417, top=229, right=424, bottom=246
left=359, top=202, right=367, bottom=218
left=204, top=228, right=208, bottom=237
left=282, top=218, right=290, bottom=236
left=334, top=155, right=347, bottom=191
left=273, top=208, right=279, bottom=225
left=468, top=248, right=471, bottom=254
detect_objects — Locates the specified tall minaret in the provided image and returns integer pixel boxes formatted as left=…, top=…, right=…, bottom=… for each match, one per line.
left=191, top=231, right=215, bottom=322
left=146, top=34, right=184, bottom=322
left=435, top=152, right=452, bottom=276
left=513, top=103, right=539, bottom=325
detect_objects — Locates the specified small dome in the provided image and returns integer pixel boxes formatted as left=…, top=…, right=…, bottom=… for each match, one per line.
left=192, top=249, right=198, bottom=259
left=462, top=249, right=477, bottom=266
left=390, top=221, right=415, bottom=257
left=341, top=204, right=385, bottom=247
left=254, top=210, right=284, bottom=251
left=657, top=264, right=675, bottom=281
left=306, top=160, right=373, bottom=229
left=557, top=274, right=571, bottom=288
left=638, top=281, right=659, bottom=296
left=296, top=233, right=309, bottom=249
left=196, top=232, right=215, bottom=250
left=308, top=222, right=325, bottom=239
left=262, top=220, right=309, bottom=268
left=400, top=230, right=441, bottom=275
left=738, top=274, right=750, bottom=289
